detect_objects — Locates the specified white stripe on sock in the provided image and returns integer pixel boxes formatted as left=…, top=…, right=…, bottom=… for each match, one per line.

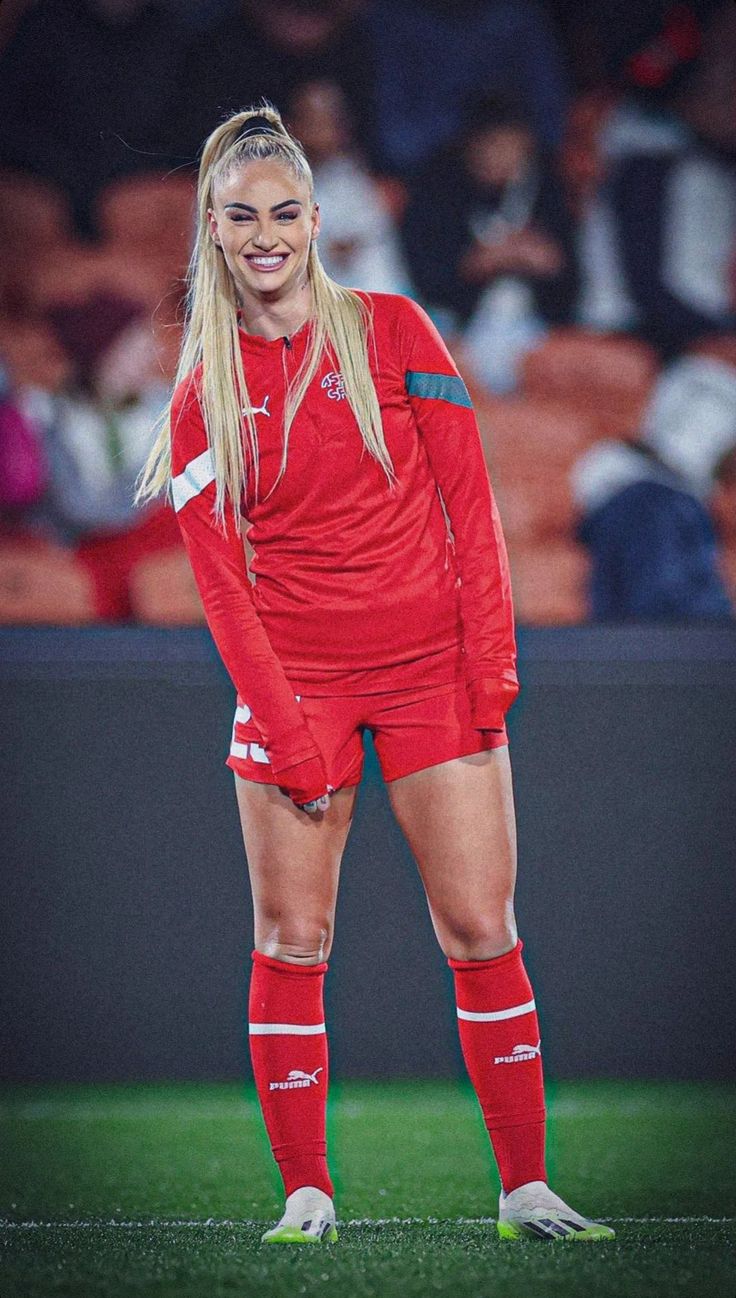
left=457, top=998, right=536, bottom=1022
left=248, top=1022, right=326, bottom=1036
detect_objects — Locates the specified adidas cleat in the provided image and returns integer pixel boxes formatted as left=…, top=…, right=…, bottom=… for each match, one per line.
left=497, top=1180, right=615, bottom=1242
left=261, top=1186, right=338, bottom=1245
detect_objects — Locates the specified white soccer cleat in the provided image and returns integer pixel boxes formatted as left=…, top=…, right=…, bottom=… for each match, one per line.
left=497, top=1180, right=615, bottom=1241
left=261, top=1186, right=338, bottom=1245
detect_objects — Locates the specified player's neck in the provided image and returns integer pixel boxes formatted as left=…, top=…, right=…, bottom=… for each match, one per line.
left=239, top=283, right=314, bottom=344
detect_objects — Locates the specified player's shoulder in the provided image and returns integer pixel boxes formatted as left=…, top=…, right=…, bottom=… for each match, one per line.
left=356, top=293, right=434, bottom=352
left=357, top=291, right=425, bottom=325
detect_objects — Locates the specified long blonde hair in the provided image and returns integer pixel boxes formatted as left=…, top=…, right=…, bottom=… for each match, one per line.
left=136, top=103, right=395, bottom=530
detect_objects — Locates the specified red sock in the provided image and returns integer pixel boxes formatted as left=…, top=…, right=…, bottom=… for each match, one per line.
left=449, top=939, right=547, bottom=1194
left=248, top=951, right=333, bottom=1198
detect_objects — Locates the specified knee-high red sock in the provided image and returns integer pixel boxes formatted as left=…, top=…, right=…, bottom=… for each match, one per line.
left=449, top=939, right=547, bottom=1194
left=248, top=951, right=333, bottom=1198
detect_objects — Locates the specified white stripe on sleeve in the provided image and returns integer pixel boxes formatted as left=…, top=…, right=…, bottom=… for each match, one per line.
left=172, top=448, right=215, bottom=513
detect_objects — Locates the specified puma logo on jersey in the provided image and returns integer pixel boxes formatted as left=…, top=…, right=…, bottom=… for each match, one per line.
left=269, top=1067, right=323, bottom=1091
left=242, top=395, right=271, bottom=418
left=320, top=371, right=346, bottom=401
left=494, top=1041, right=542, bottom=1064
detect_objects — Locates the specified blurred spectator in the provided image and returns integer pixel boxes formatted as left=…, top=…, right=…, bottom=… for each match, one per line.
left=0, top=0, right=192, bottom=235
left=402, top=95, right=577, bottom=393
left=572, top=356, right=736, bottom=620
left=569, top=95, right=659, bottom=335
left=178, top=0, right=376, bottom=164
left=366, top=0, right=567, bottom=175
left=0, top=363, right=48, bottom=523
left=20, top=294, right=181, bottom=618
left=598, top=2, right=736, bottom=354
left=287, top=80, right=411, bottom=294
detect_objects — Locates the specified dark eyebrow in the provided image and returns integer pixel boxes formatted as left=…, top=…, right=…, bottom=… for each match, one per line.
left=223, top=199, right=303, bottom=212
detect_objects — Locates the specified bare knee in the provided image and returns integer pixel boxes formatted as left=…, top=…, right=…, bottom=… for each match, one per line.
left=436, top=908, right=518, bottom=962
left=256, top=917, right=334, bottom=964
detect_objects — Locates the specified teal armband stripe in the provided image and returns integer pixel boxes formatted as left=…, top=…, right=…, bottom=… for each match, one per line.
left=405, top=370, right=473, bottom=409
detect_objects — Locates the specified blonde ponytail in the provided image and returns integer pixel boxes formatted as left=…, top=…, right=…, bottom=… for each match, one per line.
left=136, top=103, right=395, bottom=531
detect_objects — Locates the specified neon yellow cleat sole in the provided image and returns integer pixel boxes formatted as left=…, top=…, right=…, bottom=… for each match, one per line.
left=497, top=1219, right=615, bottom=1241
left=262, top=1224, right=339, bottom=1245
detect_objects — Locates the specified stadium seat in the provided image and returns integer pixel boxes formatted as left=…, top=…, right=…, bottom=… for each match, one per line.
left=520, top=329, right=659, bottom=439
left=0, top=316, right=72, bottom=391
left=27, top=246, right=182, bottom=314
left=128, top=549, right=205, bottom=625
left=0, top=173, right=77, bottom=313
left=476, top=394, right=600, bottom=474
left=507, top=540, right=590, bottom=625
left=97, top=173, right=196, bottom=266
left=0, top=171, right=74, bottom=255
left=475, top=397, right=591, bottom=551
left=0, top=539, right=97, bottom=623
left=493, top=468, right=577, bottom=544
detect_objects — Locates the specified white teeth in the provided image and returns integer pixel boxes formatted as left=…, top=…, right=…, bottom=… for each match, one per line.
left=249, top=256, right=285, bottom=266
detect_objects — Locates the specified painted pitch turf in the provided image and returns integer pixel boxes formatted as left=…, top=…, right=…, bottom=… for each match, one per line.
left=1, top=1080, right=734, bottom=1298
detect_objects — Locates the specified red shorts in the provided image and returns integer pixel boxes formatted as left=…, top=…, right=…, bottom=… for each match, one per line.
left=226, top=679, right=508, bottom=790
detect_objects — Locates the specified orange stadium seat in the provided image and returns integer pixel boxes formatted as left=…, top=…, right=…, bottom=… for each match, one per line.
left=474, top=396, right=592, bottom=550
left=0, top=173, right=77, bottom=312
left=507, top=541, right=590, bottom=625
left=520, top=329, right=659, bottom=439
left=0, top=539, right=97, bottom=623
left=27, top=245, right=183, bottom=314
left=0, top=316, right=72, bottom=390
left=493, top=469, right=577, bottom=545
left=0, top=171, right=74, bottom=254
left=128, top=549, right=205, bottom=625
left=97, top=173, right=196, bottom=265
left=476, top=394, right=600, bottom=473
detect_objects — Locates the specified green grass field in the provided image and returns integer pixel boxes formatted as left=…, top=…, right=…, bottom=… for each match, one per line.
left=1, top=1080, right=734, bottom=1298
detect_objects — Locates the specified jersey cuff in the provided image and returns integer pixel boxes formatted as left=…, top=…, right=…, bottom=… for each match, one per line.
left=467, top=675, right=520, bottom=729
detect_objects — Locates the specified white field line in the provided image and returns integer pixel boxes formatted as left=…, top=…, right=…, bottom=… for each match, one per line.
left=0, top=1216, right=733, bottom=1230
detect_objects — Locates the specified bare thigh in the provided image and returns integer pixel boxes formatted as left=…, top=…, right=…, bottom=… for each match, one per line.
left=234, top=776, right=359, bottom=964
left=386, top=748, right=518, bottom=961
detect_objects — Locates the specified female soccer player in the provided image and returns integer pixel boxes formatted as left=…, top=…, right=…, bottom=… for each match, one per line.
left=137, top=105, right=613, bottom=1247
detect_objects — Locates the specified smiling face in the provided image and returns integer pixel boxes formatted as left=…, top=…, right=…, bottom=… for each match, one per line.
left=208, top=159, right=319, bottom=308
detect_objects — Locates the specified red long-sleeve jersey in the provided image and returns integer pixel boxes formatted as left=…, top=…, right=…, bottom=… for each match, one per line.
left=170, top=293, right=518, bottom=785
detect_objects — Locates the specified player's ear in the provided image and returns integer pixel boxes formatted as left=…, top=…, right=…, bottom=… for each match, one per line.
left=311, top=202, right=321, bottom=242
left=207, top=208, right=222, bottom=248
